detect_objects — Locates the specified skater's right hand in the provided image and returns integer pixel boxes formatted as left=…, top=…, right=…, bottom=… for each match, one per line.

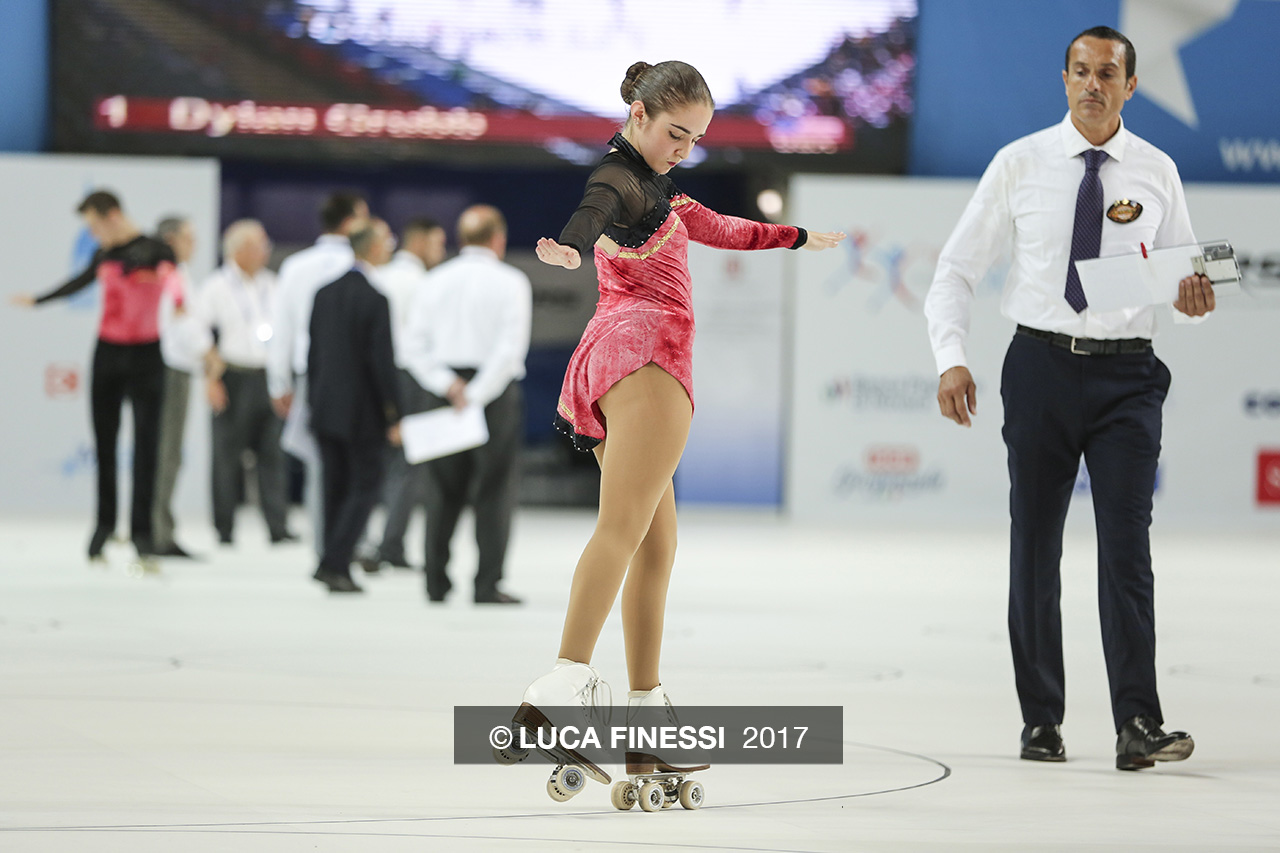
left=9, top=293, right=35, bottom=308
left=937, top=366, right=976, bottom=428
left=387, top=422, right=402, bottom=447
left=536, top=238, right=581, bottom=270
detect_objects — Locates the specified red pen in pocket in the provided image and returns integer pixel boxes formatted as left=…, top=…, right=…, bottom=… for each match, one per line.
left=1140, top=242, right=1148, bottom=259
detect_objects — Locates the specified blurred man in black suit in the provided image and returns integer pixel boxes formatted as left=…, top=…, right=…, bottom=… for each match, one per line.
left=307, top=220, right=401, bottom=593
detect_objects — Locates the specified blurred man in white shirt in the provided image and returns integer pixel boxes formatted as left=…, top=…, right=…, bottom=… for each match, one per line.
left=154, top=215, right=212, bottom=559
left=201, top=220, right=295, bottom=546
left=403, top=205, right=531, bottom=604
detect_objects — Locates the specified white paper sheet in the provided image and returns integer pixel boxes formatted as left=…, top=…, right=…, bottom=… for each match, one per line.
left=1075, top=244, right=1202, bottom=312
left=400, top=405, right=489, bottom=464
left=280, top=378, right=319, bottom=467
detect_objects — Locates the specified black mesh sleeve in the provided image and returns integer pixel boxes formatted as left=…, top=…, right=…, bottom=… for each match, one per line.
left=557, top=160, right=648, bottom=255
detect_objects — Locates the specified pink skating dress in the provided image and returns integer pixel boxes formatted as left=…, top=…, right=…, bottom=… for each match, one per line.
left=554, top=133, right=807, bottom=451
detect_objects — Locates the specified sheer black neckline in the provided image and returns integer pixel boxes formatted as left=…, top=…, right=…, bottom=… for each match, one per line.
left=609, top=132, right=653, bottom=175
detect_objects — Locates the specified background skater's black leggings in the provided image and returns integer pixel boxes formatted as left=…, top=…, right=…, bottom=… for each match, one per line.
left=91, top=340, right=164, bottom=552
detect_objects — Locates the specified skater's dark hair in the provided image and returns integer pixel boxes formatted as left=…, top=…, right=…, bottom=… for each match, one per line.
left=76, top=190, right=122, bottom=217
left=1066, top=26, right=1136, bottom=79
left=621, top=60, right=714, bottom=123
left=320, top=191, right=366, bottom=232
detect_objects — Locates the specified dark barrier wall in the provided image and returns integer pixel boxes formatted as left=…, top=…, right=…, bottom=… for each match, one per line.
left=910, top=0, right=1280, bottom=182
left=0, top=0, right=49, bottom=152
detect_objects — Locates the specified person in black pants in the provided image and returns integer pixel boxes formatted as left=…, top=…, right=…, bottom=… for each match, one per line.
left=924, top=28, right=1215, bottom=770
left=13, top=190, right=177, bottom=568
left=307, top=221, right=402, bottom=593
left=402, top=206, right=532, bottom=604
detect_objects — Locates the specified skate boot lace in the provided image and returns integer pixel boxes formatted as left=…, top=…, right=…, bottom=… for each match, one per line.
left=572, top=666, right=612, bottom=728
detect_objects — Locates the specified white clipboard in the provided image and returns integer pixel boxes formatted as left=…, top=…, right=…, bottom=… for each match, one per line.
left=1075, top=240, right=1241, bottom=312
left=400, top=404, right=489, bottom=464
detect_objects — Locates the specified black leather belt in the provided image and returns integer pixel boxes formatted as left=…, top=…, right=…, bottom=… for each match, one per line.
left=1016, top=325, right=1152, bottom=356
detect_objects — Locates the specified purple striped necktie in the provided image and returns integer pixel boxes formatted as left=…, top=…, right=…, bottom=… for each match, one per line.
left=1064, top=148, right=1108, bottom=312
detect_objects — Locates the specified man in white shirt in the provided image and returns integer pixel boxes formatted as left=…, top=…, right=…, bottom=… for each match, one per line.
left=267, top=192, right=369, bottom=557
left=360, top=217, right=447, bottom=571
left=154, top=216, right=211, bottom=559
left=924, top=27, right=1214, bottom=771
left=201, top=220, right=295, bottom=546
left=403, top=205, right=531, bottom=604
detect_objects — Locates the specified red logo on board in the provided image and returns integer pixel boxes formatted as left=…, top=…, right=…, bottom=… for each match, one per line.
left=1258, top=451, right=1280, bottom=506
left=45, top=365, right=80, bottom=399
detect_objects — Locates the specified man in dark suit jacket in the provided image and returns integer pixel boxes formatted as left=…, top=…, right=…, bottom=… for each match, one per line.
left=307, top=220, right=401, bottom=593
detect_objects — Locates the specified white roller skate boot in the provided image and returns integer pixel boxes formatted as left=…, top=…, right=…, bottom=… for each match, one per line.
left=611, top=685, right=709, bottom=812
left=501, top=659, right=613, bottom=802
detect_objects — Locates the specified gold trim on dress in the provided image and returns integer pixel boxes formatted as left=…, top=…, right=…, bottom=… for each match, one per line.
left=558, top=399, right=575, bottom=421
left=616, top=213, right=682, bottom=260
left=670, top=196, right=693, bottom=208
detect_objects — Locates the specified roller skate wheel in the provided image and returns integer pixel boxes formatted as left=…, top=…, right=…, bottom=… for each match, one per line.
left=610, top=780, right=637, bottom=810
left=678, top=779, right=704, bottom=810
left=547, top=764, right=585, bottom=802
left=491, top=728, right=529, bottom=765
left=638, top=781, right=664, bottom=812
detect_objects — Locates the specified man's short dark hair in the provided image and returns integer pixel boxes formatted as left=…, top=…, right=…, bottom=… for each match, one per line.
left=76, top=190, right=122, bottom=217
left=1066, top=26, right=1136, bottom=79
left=155, top=215, right=188, bottom=242
left=320, top=191, right=366, bottom=232
left=403, top=216, right=442, bottom=238
left=349, top=224, right=379, bottom=258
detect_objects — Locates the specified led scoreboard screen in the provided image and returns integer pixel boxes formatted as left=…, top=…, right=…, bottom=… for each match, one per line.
left=55, top=0, right=916, bottom=170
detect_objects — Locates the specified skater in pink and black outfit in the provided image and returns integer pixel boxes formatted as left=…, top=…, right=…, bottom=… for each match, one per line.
left=512, top=60, right=844, bottom=807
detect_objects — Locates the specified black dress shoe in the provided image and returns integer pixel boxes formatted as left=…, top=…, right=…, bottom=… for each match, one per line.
left=158, top=542, right=198, bottom=559
left=1020, top=724, right=1066, bottom=762
left=1115, top=715, right=1193, bottom=771
left=356, top=556, right=382, bottom=574
left=475, top=591, right=523, bottom=605
left=271, top=531, right=301, bottom=544
left=312, top=569, right=364, bottom=594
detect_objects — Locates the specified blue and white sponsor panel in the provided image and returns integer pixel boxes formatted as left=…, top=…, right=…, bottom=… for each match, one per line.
left=788, top=173, right=1280, bottom=529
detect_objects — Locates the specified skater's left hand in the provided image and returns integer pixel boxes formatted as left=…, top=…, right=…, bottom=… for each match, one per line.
left=9, top=293, right=35, bottom=308
left=387, top=422, right=402, bottom=447
left=802, top=231, right=847, bottom=252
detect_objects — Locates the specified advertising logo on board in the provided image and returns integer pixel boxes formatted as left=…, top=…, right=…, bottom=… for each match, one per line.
left=44, top=364, right=81, bottom=399
left=1258, top=451, right=1280, bottom=506
left=824, top=374, right=936, bottom=412
left=832, top=444, right=944, bottom=500
left=1244, top=392, right=1280, bottom=417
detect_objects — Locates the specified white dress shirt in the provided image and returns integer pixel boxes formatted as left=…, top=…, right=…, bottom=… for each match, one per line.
left=158, top=264, right=213, bottom=373
left=925, top=113, right=1201, bottom=375
left=371, top=249, right=431, bottom=369
left=200, top=262, right=278, bottom=369
left=266, top=234, right=354, bottom=397
left=403, top=246, right=532, bottom=408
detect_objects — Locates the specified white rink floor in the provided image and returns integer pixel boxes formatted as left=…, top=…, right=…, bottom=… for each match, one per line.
left=1, top=508, right=1278, bottom=852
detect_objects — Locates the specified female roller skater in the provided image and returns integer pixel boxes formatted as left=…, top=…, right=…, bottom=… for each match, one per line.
left=509, top=60, right=845, bottom=809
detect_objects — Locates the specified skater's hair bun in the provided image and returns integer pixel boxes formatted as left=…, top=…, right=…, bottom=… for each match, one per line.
left=620, top=60, right=714, bottom=121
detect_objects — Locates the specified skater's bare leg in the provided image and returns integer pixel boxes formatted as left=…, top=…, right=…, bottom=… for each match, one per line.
left=622, top=481, right=676, bottom=691
left=557, top=363, right=691, bottom=665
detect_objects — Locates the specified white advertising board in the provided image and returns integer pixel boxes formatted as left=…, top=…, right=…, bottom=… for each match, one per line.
left=0, top=154, right=220, bottom=518
left=787, top=175, right=1280, bottom=530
